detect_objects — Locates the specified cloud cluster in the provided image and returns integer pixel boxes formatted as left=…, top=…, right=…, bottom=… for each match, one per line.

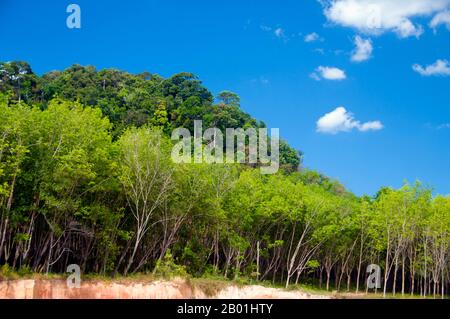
left=322, top=0, right=450, bottom=38
left=430, top=10, right=450, bottom=30
left=351, top=35, right=373, bottom=62
left=413, top=59, right=450, bottom=76
left=316, top=107, right=383, bottom=134
left=311, top=66, right=347, bottom=81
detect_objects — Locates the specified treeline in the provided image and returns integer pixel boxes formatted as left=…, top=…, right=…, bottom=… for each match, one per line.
left=0, top=62, right=449, bottom=299
left=0, top=61, right=300, bottom=170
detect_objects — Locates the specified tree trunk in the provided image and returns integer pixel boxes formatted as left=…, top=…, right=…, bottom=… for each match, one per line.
left=256, top=241, right=260, bottom=281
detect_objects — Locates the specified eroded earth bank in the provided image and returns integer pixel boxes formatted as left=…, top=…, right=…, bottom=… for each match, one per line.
left=0, top=279, right=331, bottom=299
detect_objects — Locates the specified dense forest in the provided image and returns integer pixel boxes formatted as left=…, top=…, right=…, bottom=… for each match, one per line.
left=0, top=61, right=449, bottom=298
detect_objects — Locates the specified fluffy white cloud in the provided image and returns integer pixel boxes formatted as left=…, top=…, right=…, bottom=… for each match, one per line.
left=311, top=66, right=347, bottom=81
left=304, top=32, right=320, bottom=42
left=322, top=0, right=450, bottom=38
left=351, top=35, right=373, bottom=62
left=413, top=59, right=450, bottom=76
left=316, top=106, right=383, bottom=134
left=430, top=10, right=450, bottom=30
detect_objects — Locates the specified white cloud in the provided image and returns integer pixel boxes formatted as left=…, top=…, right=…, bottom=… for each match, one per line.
left=304, top=32, right=320, bottom=42
left=322, top=0, right=450, bottom=38
left=430, top=10, right=450, bottom=30
left=316, top=106, right=383, bottom=134
left=359, top=121, right=384, bottom=132
left=261, top=25, right=288, bottom=40
left=311, top=66, right=347, bottom=81
left=413, top=59, right=450, bottom=76
left=314, top=48, right=326, bottom=55
left=351, top=35, right=373, bottom=62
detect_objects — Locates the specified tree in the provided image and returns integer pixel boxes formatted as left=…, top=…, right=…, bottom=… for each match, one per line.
left=217, top=91, right=240, bottom=108
left=117, top=127, right=173, bottom=275
left=0, top=61, right=39, bottom=104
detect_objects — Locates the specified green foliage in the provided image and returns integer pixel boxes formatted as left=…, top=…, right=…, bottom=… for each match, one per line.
left=0, top=61, right=39, bottom=104
left=0, top=61, right=301, bottom=169
left=17, top=265, right=32, bottom=277
left=0, top=264, right=13, bottom=279
left=0, top=61, right=449, bottom=298
left=153, top=250, right=187, bottom=279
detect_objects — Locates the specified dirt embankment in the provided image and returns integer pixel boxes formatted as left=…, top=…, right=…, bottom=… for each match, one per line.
left=0, top=279, right=331, bottom=299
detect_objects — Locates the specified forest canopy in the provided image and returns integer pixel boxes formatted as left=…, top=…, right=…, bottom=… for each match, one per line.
left=0, top=61, right=449, bottom=298
left=0, top=61, right=300, bottom=170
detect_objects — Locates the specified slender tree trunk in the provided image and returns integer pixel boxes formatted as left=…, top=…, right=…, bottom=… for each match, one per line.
left=393, top=255, right=398, bottom=296
left=401, top=256, right=405, bottom=296
left=124, top=232, right=141, bottom=276
left=234, top=251, right=240, bottom=280
left=356, top=250, right=363, bottom=293
left=383, top=235, right=390, bottom=298
left=0, top=173, right=16, bottom=260
left=326, top=270, right=331, bottom=291
left=319, top=267, right=323, bottom=289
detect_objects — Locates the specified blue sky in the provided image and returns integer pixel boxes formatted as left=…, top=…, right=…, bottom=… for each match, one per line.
left=1, top=0, right=450, bottom=196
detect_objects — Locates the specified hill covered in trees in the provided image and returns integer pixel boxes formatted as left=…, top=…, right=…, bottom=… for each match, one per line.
left=0, top=61, right=301, bottom=170
left=0, top=61, right=449, bottom=298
